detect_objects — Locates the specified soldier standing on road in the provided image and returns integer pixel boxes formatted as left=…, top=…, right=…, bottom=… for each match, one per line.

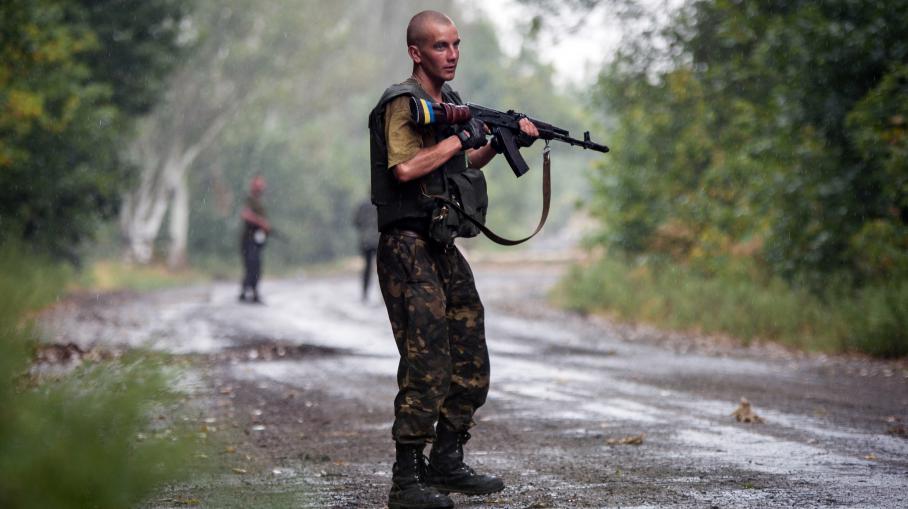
left=368, top=10, right=538, bottom=509
left=239, top=175, right=270, bottom=304
left=353, top=198, right=380, bottom=302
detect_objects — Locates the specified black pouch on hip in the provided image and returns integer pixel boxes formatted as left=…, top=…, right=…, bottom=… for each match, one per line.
left=425, top=166, right=489, bottom=246
left=428, top=204, right=458, bottom=246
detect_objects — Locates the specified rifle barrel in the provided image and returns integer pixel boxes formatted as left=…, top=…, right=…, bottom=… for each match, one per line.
left=426, top=101, right=609, bottom=154
left=550, top=131, right=610, bottom=153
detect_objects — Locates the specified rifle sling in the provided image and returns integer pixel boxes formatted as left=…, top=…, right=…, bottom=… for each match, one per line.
left=429, top=145, right=551, bottom=246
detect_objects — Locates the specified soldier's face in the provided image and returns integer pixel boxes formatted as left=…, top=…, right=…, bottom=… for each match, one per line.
left=412, top=22, right=460, bottom=83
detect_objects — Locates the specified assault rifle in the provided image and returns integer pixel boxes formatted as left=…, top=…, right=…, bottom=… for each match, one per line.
left=410, top=98, right=609, bottom=177
left=253, top=228, right=289, bottom=245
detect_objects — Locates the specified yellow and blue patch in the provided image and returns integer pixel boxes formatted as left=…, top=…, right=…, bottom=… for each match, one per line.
left=417, top=98, right=435, bottom=125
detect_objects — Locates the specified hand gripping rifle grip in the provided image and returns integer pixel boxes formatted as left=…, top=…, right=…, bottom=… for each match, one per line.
left=494, top=127, right=530, bottom=177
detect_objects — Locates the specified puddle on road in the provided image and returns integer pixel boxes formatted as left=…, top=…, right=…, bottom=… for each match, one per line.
left=674, top=425, right=908, bottom=494
left=489, top=314, right=582, bottom=346
left=230, top=357, right=398, bottom=401
left=580, top=400, right=664, bottom=424
left=246, top=280, right=396, bottom=358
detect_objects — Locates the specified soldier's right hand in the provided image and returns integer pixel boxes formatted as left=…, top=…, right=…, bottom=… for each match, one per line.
left=456, top=119, right=488, bottom=150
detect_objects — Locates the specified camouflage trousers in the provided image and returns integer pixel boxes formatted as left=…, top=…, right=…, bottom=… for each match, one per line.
left=377, top=231, right=490, bottom=445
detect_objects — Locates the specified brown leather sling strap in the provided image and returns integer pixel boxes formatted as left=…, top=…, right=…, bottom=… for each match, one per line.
left=427, top=143, right=552, bottom=246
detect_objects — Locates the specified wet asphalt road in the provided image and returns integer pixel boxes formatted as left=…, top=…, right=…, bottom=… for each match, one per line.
left=43, top=262, right=908, bottom=508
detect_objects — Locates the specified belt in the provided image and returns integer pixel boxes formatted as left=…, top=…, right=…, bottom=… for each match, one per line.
left=386, top=227, right=459, bottom=250
left=385, top=228, right=426, bottom=240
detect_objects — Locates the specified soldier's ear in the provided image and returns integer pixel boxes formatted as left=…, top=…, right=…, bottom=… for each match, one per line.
left=408, top=45, right=422, bottom=64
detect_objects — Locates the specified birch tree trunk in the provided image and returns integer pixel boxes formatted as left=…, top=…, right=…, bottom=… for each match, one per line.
left=119, top=139, right=184, bottom=264
left=166, top=171, right=189, bottom=268
left=120, top=105, right=235, bottom=265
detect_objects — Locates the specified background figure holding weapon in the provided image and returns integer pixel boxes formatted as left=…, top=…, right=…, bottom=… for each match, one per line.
left=239, top=175, right=270, bottom=304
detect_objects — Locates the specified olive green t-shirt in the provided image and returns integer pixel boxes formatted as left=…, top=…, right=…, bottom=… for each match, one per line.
left=384, top=95, right=434, bottom=169
left=241, top=194, right=267, bottom=242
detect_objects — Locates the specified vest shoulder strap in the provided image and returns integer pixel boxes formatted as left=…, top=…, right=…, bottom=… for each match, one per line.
left=374, top=80, right=461, bottom=114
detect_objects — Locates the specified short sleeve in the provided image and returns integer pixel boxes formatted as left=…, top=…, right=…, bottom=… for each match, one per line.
left=384, top=96, right=424, bottom=169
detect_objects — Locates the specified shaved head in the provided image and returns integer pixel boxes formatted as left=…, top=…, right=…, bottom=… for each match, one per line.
left=406, top=10, right=454, bottom=47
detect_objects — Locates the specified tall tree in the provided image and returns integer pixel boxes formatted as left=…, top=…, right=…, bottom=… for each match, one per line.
left=588, top=0, right=908, bottom=287
left=0, top=0, right=189, bottom=260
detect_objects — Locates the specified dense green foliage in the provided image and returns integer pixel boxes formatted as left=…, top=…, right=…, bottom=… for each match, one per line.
left=0, top=0, right=189, bottom=260
left=0, top=247, right=194, bottom=508
left=559, top=0, right=908, bottom=355
left=592, top=0, right=907, bottom=288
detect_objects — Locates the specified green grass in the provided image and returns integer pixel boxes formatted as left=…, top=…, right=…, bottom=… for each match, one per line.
left=554, top=256, right=908, bottom=357
left=841, top=281, right=908, bottom=357
left=0, top=245, right=199, bottom=509
left=75, top=254, right=318, bottom=294
left=76, top=259, right=212, bottom=292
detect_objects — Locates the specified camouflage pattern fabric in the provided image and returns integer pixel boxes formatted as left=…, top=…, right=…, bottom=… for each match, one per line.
left=377, top=231, right=490, bottom=444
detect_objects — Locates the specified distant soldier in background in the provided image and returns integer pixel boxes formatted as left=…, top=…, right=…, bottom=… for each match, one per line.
left=353, top=198, right=380, bottom=302
left=239, top=175, right=270, bottom=304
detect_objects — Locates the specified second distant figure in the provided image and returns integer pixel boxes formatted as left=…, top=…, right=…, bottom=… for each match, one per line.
left=239, top=175, right=271, bottom=304
left=353, top=198, right=380, bottom=302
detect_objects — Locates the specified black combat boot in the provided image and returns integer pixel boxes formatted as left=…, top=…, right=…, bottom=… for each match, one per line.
left=388, top=443, right=454, bottom=509
left=427, top=423, right=505, bottom=495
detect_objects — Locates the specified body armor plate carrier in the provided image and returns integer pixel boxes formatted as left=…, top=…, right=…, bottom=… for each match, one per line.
left=368, top=80, right=488, bottom=243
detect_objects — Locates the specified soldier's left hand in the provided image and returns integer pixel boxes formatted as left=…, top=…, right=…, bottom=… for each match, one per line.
left=515, top=116, right=539, bottom=148
left=518, top=117, right=539, bottom=138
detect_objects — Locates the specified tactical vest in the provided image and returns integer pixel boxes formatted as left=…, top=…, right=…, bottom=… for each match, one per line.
left=368, top=80, right=487, bottom=237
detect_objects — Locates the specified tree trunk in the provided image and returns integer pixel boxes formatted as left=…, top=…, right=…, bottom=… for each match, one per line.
left=167, top=170, right=189, bottom=269
left=120, top=106, right=235, bottom=265
left=120, top=149, right=181, bottom=264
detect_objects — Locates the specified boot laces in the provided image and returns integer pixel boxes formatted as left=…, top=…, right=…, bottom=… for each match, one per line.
left=408, top=448, right=430, bottom=482
left=454, top=431, right=475, bottom=474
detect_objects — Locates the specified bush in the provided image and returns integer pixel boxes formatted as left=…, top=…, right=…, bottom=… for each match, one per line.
left=556, top=256, right=906, bottom=357
left=842, top=282, right=908, bottom=358
left=0, top=245, right=194, bottom=508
